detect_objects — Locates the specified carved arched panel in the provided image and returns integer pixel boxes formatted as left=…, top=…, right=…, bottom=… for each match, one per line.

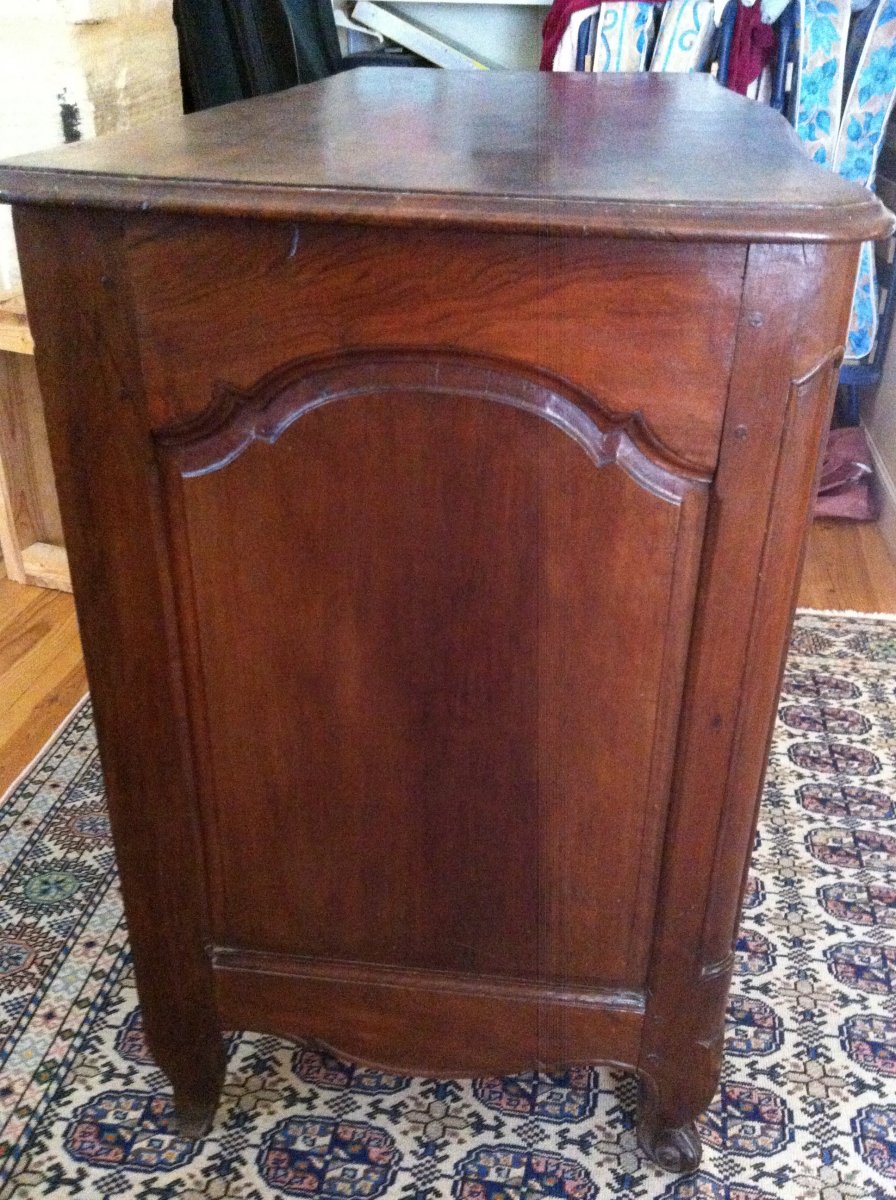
left=156, top=351, right=709, bottom=990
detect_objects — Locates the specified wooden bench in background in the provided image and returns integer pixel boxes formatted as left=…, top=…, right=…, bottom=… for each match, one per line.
left=0, top=290, right=70, bottom=591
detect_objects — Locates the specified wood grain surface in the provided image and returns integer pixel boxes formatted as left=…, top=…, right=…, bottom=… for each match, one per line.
left=126, top=216, right=744, bottom=471
left=4, top=524, right=892, bottom=800
left=0, top=72, right=891, bottom=242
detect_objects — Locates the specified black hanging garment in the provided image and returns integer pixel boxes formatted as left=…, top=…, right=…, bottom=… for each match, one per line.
left=173, top=0, right=249, bottom=111
left=173, top=0, right=421, bottom=113
left=223, top=0, right=301, bottom=95
left=280, top=0, right=343, bottom=82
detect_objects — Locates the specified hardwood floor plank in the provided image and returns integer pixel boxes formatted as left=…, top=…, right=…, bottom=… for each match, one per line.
left=799, top=519, right=896, bottom=612
left=0, top=577, right=87, bottom=795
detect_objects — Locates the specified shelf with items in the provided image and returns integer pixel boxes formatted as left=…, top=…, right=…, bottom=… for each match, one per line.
left=339, top=1, right=549, bottom=69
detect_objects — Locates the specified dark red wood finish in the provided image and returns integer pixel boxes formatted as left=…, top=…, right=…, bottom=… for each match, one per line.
left=3, top=71, right=890, bottom=1172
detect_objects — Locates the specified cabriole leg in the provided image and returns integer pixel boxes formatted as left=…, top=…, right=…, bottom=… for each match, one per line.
left=162, top=1029, right=226, bottom=1138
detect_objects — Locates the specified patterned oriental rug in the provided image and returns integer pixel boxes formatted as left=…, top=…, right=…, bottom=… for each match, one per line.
left=0, top=610, right=895, bottom=1200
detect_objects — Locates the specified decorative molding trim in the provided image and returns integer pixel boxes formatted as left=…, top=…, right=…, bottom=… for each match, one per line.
left=210, top=946, right=647, bottom=1014
left=155, top=350, right=709, bottom=503
left=697, top=346, right=844, bottom=972
left=791, top=348, right=845, bottom=393
left=699, top=952, right=735, bottom=981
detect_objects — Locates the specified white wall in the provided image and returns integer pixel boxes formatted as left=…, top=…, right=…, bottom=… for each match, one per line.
left=863, top=341, right=896, bottom=556
left=0, top=0, right=182, bottom=290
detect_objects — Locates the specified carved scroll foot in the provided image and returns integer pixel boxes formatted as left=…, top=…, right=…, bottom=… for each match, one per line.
left=637, top=1115, right=702, bottom=1173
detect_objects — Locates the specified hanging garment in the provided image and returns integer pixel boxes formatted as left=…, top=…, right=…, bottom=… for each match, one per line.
left=843, top=0, right=881, bottom=95
left=727, top=0, right=777, bottom=93
left=224, top=0, right=299, bottom=95
left=174, top=0, right=418, bottom=112
left=542, top=0, right=604, bottom=68
left=593, top=2, right=657, bottom=71
left=650, top=0, right=715, bottom=71
left=174, top=0, right=339, bottom=109
left=790, top=0, right=852, bottom=165
left=552, top=7, right=601, bottom=69
left=280, top=0, right=343, bottom=82
left=832, top=0, right=896, bottom=359
left=173, top=0, right=256, bottom=110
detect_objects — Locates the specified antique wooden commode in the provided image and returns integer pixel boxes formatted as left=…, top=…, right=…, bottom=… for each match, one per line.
left=0, top=70, right=890, bottom=1172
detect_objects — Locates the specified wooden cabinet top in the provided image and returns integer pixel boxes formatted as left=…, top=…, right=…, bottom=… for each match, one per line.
left=0, top=70, right=891, bottom=243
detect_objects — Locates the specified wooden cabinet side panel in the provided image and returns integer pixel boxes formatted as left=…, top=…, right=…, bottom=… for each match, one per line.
left=124, top=216, right=745, bottom=473
left=12, top=205, right=226, bottom=1118
left=156, top=352, right=710, bottom=998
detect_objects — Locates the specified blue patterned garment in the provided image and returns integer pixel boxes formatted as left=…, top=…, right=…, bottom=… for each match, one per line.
left=832, top=0, right=896, bottom=359
left=594, top=2, right=658, bottom=71
left=792, top=0, right=853, bottom=166
left=790, top=0, right=896, bottom=360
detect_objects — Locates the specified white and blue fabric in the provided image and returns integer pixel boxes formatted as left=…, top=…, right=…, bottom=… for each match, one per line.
left=791, top=0, right=853, bottom=165
left=650, top=0, right=717, bottom=71
left=594, top=1, right=658, bottom=70
left=832, top=0, right=896, bottom=358
left=788, top=0, right=896, bottom=360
